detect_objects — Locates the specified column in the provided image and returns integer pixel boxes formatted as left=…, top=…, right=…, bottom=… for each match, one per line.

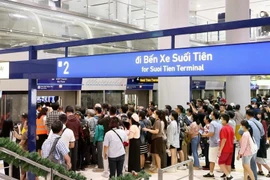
left=76, top=90, right=82, bottom=106
left=149, top=90, right=153, bottom=103
left=158, top=0, right=190, bottom=109
left=225, top=0, right=250, bottom=114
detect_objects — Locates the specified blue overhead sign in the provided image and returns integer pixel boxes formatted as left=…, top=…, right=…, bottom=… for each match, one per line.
left=57, top=41, right=270, bottom=78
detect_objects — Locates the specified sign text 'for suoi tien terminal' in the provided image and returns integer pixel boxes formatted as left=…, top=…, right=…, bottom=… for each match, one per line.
left=57, top=41, right=270, bottom=78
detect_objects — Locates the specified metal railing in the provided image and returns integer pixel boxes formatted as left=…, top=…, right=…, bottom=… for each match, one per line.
left=0, top=147, right=74, bottom=180
left=158, top=159, right=193, bottom=180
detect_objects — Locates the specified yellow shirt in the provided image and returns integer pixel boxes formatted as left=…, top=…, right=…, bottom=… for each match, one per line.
left=21, top=128, right=26, bottom=135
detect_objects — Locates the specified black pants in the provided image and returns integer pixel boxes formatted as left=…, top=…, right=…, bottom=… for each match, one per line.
left=4, top=162, right=20, bottom=179
left=231, top=143, right=236, bottom=169
left=77, top=139, right=87, bottom=169
left=203, top=142, right=209, bottom=168
left=108, top=154, right=125, bottom=178
left=90, top=142, right=98, bottom=164
left=85, top=143, right=91, bottom=165
left=70, top=140, right=78, bottom=171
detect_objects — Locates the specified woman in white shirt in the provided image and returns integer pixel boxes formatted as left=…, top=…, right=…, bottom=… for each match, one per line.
left=128, top=113, right=141, bottom=172
left=167, top=111, right=180, bottom=166
left=103, top=117, right=128, bottom=178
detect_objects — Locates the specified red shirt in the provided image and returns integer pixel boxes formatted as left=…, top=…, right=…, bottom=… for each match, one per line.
left=220, top=125, right=234, bottom=153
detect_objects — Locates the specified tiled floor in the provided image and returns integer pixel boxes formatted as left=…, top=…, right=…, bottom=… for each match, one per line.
left=78, top=157, right=270, bottom=180
left=2, top=149, right=270, bottom=180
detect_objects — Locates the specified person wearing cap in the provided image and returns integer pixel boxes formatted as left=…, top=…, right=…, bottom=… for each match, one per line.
left=128, top=113, right=141, bottom=173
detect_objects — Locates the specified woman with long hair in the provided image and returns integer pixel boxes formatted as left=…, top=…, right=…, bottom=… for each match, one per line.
left=166, top=111, right=179, bottom=167
left=143, top=110, right=164, bottom=173
left=160, top=110, right=167, bottom=168
left=187, top=114, right=201, bottom=169
left=128, top=113, right=141, bottom=172
left=237, top=120, right=255, bottom=180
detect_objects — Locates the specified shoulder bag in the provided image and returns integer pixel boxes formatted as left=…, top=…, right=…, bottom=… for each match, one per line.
left=252, top=120, right=267, bottom=158
left=47, top=137, right=68, bottom=169
left=112, top=129, right=125, bottom=149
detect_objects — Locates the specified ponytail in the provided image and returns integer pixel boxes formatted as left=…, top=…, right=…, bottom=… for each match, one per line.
left=247, top=124, right=254, bottom=138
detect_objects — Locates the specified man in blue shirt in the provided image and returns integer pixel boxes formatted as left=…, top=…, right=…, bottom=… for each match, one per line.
left=239, top=109, right=264, bottom=180
left=42, top=120, right=71, bottom=170
left=202, top=110, right=222, bottom=178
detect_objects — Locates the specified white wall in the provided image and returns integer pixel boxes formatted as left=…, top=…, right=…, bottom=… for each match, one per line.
left=192, top=76, right=226, bottom=81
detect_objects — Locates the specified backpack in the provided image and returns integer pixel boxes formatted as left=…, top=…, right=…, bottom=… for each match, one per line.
left=47, top=137, right=67, bottom=169
left=120, top=114, right=128, bottom=122
left=178, top=116, right=185, bottom=139
left=82, top=122, right=91, bottom=141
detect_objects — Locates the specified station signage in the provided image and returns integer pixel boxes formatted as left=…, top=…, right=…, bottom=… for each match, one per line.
left=0, top=62, right=9, bottom=79
left=138, top=77, right=158, bottom=83
left=57, top=41, right=270, bottom=78
left=37, top=78, right=82, bottom=90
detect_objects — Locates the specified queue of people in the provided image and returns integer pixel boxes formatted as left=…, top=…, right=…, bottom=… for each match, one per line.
left=2, top=96, right=270, bottom=180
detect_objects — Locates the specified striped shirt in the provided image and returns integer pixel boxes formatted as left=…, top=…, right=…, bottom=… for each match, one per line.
left=46, top=110, right=61, bottom=132
left=41, top=134, right=69, bottom=164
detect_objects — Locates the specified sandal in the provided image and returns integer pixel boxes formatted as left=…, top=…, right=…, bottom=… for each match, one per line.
left=258, top=171, right=265, bottom=176
left=266, top=173, right=270, bottom=177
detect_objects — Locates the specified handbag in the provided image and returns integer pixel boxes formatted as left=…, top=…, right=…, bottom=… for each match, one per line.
left=250, top=136, right=258, bottom=155
left=252, top=120, right=267, bottom=158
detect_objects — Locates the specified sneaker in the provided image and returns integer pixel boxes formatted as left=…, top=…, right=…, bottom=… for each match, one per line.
left=149, top=166, right=156, bottom=171
left=101, top=172, right=109, bottom=178
left=225, top=176, right=233, bottom=180
left=221, top=173, right=226, bottom=178
left=258, top=171, right=265, bottom=176
left=177, top=166, right=187, bottom=170
left=203, top=173, right=214, bottom=178
left=92, top=168, right=104, bottom=172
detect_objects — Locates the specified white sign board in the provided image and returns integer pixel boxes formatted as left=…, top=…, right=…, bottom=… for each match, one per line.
left=82, top=78, right=127, bottom=90
left=0, top=62, right=9, bottom=79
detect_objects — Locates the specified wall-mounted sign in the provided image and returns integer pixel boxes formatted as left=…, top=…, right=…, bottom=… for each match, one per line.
left=138, top=77, right=158, bottom=83
left=0, top=62, right=9, bottom=79
left=37, top=78, right=82, bottom=90
left=57, top=41, right=270, bottom=78
left=127, top=78, right=154, bottom=90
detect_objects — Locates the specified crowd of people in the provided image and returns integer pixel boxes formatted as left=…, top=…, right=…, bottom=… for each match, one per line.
left=1, top=96, right=270, bottom=180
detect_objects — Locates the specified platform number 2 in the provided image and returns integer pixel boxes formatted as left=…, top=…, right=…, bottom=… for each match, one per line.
left=63, top=61, right=70, bottom=74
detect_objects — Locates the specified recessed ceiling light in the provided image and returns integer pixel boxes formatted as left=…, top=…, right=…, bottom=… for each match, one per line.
left=197, top=4, right=201, bottom=8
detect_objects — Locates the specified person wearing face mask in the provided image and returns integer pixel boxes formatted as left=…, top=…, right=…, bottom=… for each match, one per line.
left=175, top=105, right=188, bottom=168
left=166, top=111, right=180, bottom=168
left=256, top=111, right=270, bottom=177
left=202, top=110, right=222, bottom=178
left=202, top=114, right=211, bottom=170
